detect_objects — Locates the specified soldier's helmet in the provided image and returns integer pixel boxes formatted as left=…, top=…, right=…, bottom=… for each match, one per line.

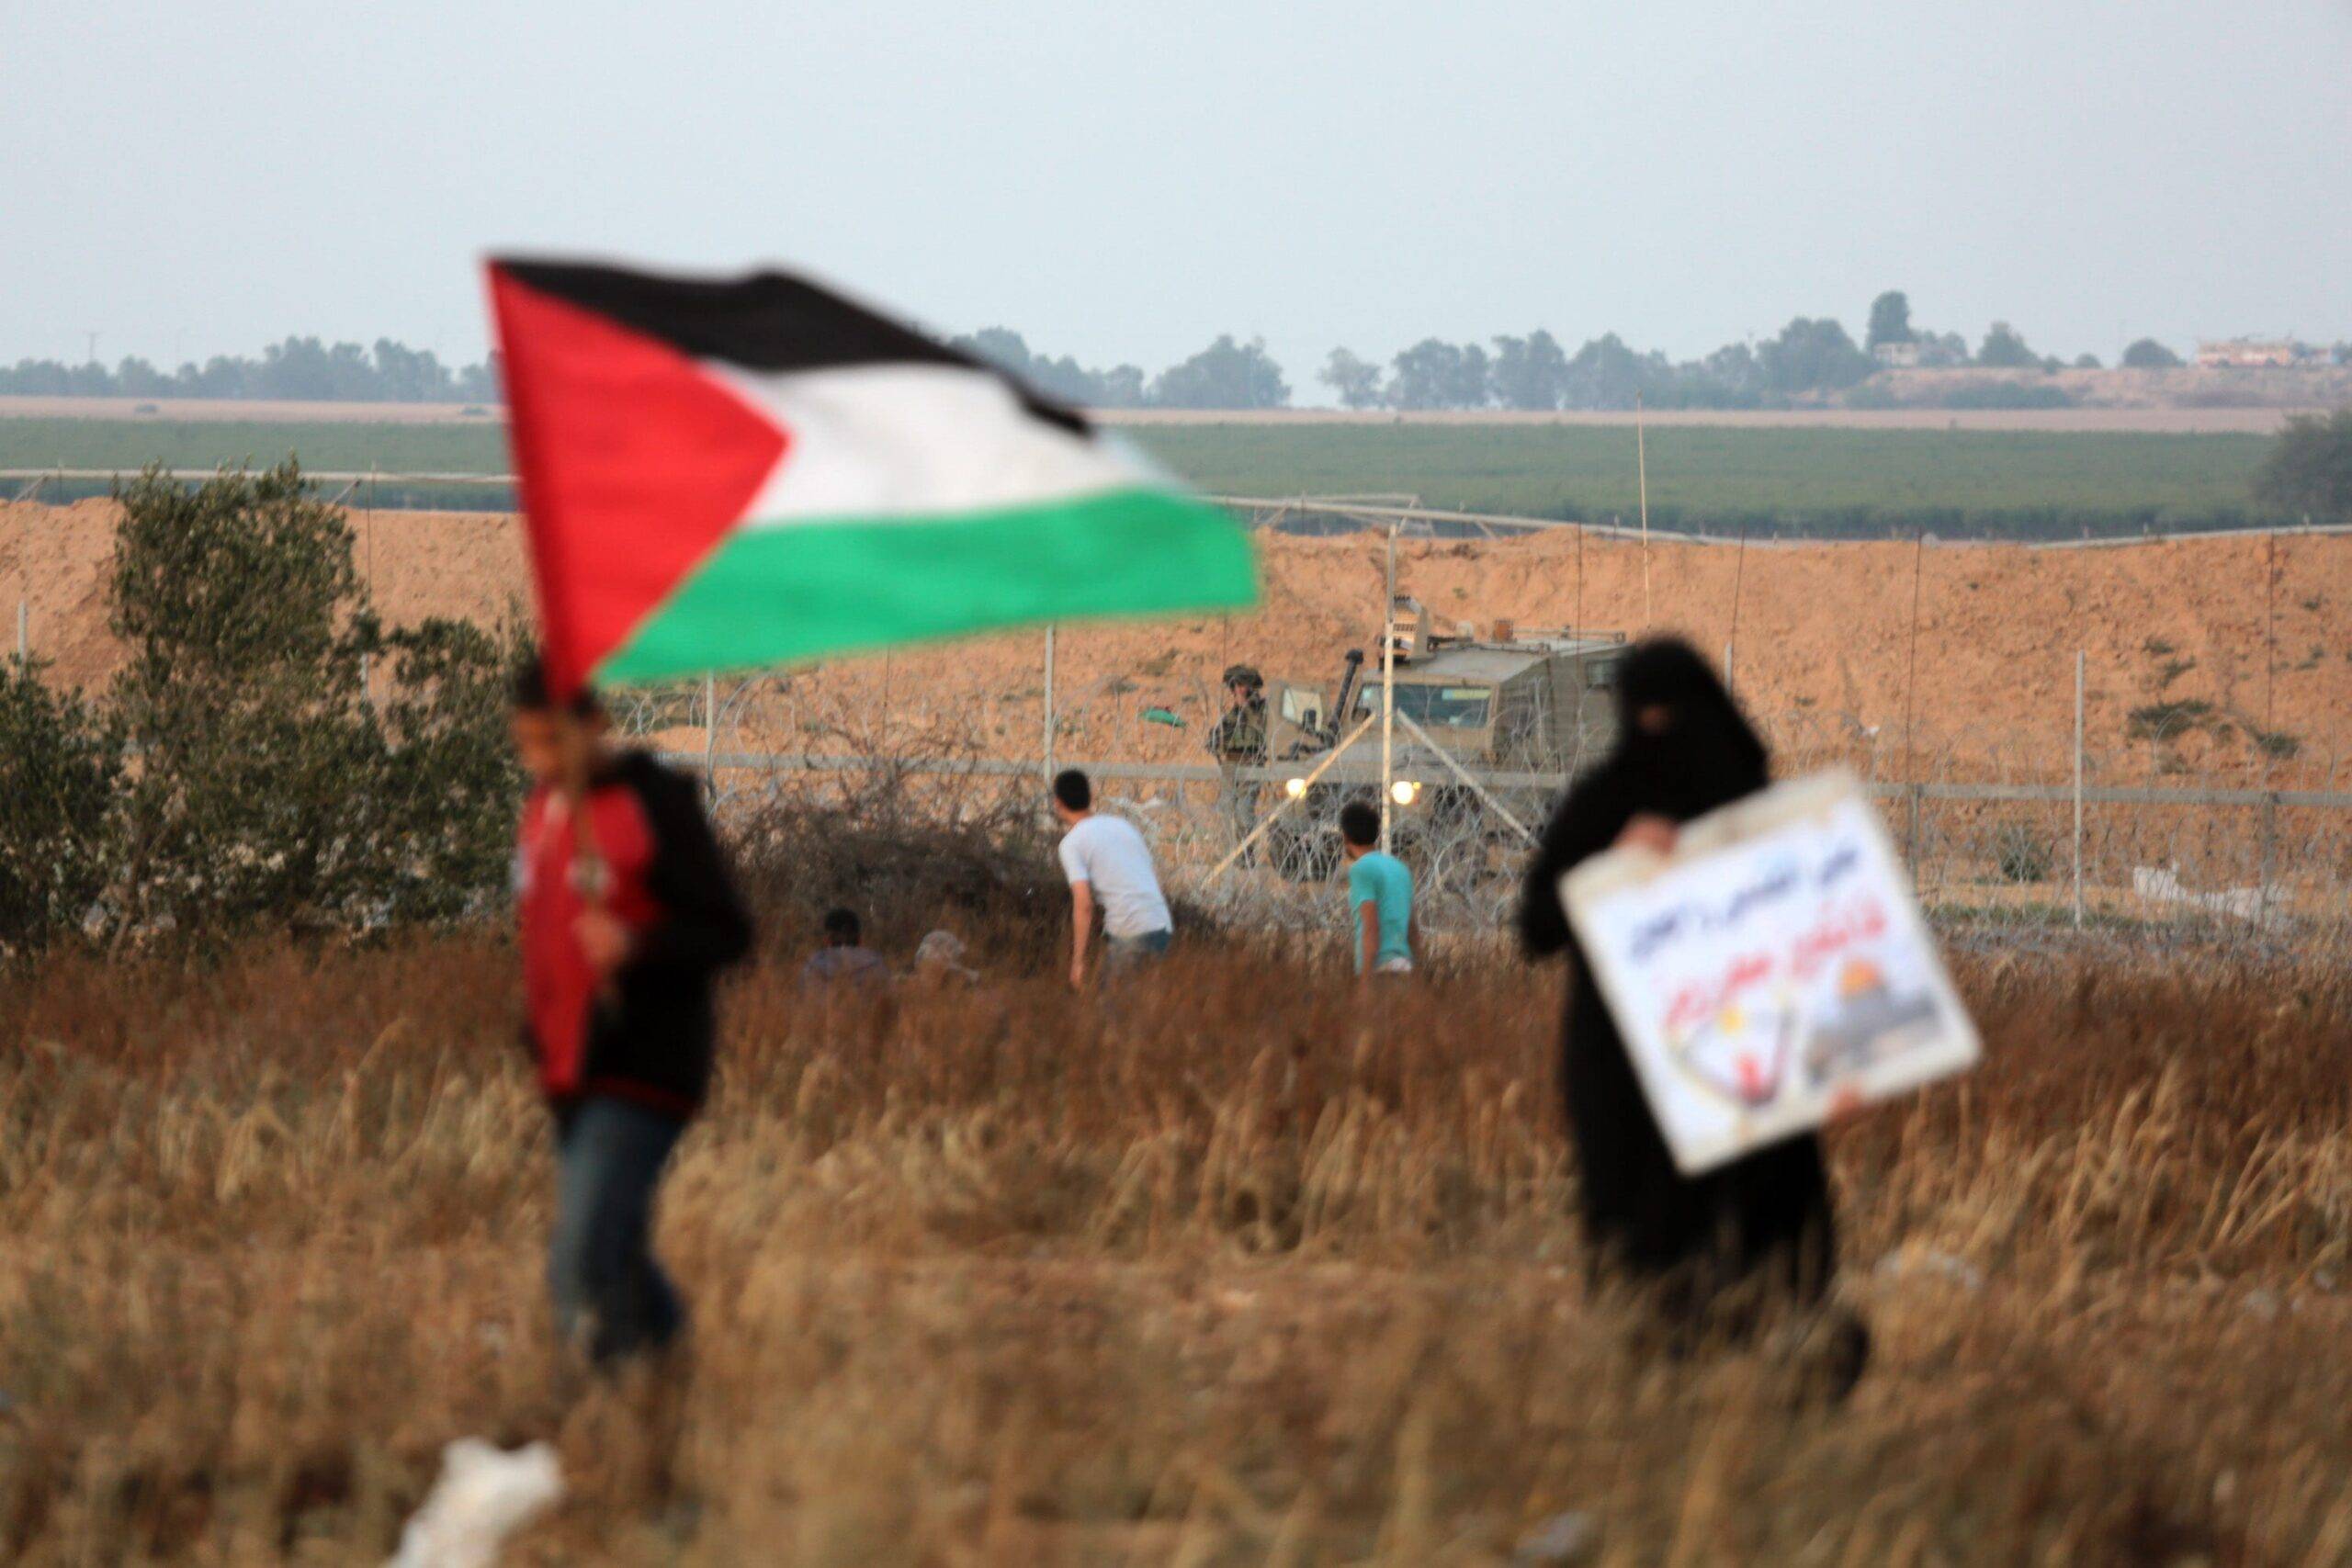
left=1221, top=664, right=1263, bottom=693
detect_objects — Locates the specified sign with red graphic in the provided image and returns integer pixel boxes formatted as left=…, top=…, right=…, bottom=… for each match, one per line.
left=1563, top=772, right=1979, bottom=1175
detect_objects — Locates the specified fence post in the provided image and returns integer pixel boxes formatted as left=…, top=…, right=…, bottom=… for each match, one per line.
left=1635, top=394, right=1651, bottom=627
left=2260, top=791, right=2278, bottom=915
left=14, top=600, right=24, bottom=661
left=1907, top=783, right=1923, bottom=879
left=1042, top=625, right=1057, bottom=784
left=2072, top=649, right=2085, bottom=928
left=704, top=672, right=718, bottom=783
left=1380, top=525, right=1397, bottom=851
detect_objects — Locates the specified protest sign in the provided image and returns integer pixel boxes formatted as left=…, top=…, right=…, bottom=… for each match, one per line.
left=1562, top=771, right=1978, bottom=1175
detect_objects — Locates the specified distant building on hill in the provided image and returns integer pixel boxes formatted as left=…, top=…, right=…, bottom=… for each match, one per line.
left=1871, top=341, right=1923, bottom=368
left=2195, top=338, right=2307, bottom=369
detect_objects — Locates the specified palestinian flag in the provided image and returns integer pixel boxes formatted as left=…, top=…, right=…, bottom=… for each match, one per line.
left=486, top=258, right=1256, bottom=693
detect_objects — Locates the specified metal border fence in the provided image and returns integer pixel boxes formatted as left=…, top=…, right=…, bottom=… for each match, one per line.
left=648, top=739, right=2352, bottom=943
left=11, top=472, right=2348, bottom=941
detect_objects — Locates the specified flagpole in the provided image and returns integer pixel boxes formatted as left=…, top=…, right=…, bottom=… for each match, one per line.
left=556, top=703, right=629, bottom=1021
left=555, top=704, right=610, bottom=957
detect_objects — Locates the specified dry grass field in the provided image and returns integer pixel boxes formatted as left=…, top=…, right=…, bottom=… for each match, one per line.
left=3, top=930, right=2349, bottom=1564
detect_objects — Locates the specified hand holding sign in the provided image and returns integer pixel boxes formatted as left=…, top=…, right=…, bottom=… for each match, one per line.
left=1563, top=771, right=1979, bottom=1175
left=1616, top=814, right=1680, bottom=857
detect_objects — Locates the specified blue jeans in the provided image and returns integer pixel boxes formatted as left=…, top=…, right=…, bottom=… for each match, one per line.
left=1103, top=928, right=1173, bottom=976
left=549, top=1096, right=687, bottom=1365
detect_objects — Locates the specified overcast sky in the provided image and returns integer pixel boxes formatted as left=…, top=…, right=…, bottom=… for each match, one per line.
left=4, top=0, right=2346, bottom=390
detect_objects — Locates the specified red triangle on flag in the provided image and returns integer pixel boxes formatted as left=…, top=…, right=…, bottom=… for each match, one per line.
left=490, top=265, right=788, bottom=694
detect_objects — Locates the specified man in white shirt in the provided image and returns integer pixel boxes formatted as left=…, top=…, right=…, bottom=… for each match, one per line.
left=1051, top=768, right=1173, bottom=990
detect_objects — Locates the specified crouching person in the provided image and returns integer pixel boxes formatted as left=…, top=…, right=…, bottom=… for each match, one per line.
left=511, top=666, right=752, bottom=1367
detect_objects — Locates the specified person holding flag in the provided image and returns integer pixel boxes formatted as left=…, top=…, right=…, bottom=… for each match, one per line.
left=510, top=668, right=752, bottom=1366
left=486, top=257, right=1256, bottom=1351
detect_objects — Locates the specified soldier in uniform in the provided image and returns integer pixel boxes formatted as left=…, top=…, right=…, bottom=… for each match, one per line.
left=1205, top=664, right=1271, bottom=857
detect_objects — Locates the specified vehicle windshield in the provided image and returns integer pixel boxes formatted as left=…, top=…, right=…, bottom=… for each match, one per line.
left=1355, top=682, right=1493, bottom=729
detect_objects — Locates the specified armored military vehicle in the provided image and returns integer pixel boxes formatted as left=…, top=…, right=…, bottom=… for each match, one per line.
left=1258, top=599, right=1629, bottom=882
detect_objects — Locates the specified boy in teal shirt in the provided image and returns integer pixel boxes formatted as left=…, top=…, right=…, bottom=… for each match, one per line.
left=1340, top=801, right=1416, bottom=976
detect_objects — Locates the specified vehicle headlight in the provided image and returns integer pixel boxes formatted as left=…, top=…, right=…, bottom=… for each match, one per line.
left=1283, top=776, right=1308, bottom=798
left=1391, top=780, right=1419, bottom=806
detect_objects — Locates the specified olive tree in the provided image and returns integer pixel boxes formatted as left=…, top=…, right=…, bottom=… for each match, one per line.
left=104, top=461, right=524, bottom=941
left=0, top=659, right=119, bottom=952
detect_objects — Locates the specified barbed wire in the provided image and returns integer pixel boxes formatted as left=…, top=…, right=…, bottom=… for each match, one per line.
left=603, top=669, right=2352, bottom=950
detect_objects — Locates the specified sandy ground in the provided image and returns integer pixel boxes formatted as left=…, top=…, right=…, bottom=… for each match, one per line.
left=0, top=502, right=528, bottom=694
left=7, top=500, right=2346, bottom=783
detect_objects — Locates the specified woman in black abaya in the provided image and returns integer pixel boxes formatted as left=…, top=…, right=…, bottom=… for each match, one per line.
left=1521, top=638, right=1864, bottom=1382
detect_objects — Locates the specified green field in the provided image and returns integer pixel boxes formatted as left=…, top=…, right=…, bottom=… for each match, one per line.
left=0, top=416, right=2284, bottom=538
left=1135, top=424, right=2281, bottom=538
left=0, top=418, right=509, bottom=476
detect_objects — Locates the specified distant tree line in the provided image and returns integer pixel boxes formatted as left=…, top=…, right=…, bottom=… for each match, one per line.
left=946, top=328, right=1288, bottom=412
left=1308, top=293, right=2240, bottom=412
left=0, top=337, right=502, bottom=403
left=10, top=298, right=2345, bottom=413
left=2, top=323, right=1294, bottom=413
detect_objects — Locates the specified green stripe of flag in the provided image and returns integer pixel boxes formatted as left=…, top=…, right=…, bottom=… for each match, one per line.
left=595, top=488, right=1256, bottom=684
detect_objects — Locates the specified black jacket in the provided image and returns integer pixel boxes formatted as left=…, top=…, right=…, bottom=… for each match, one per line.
left=519, top=750, right=753, bottom=1118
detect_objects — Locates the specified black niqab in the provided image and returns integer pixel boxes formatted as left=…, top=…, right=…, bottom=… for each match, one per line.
left=1519, top=638, right=1767, bottom=958
left=1519, top=637, right=1850, bottom=1359
left=1611, top=638, right=1769, bottom=820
